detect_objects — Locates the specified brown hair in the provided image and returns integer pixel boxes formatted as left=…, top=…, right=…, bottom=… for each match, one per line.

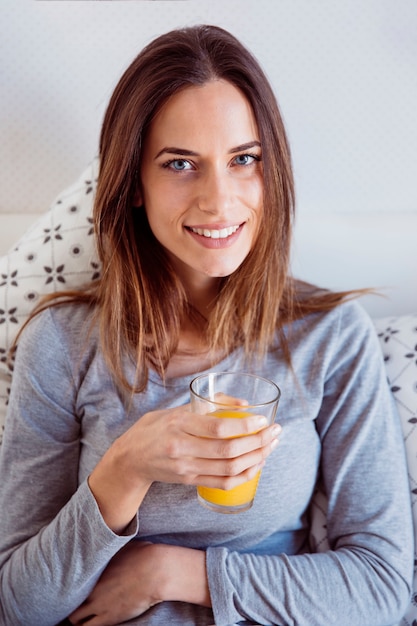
left=24, top=25, right=365, bottom=391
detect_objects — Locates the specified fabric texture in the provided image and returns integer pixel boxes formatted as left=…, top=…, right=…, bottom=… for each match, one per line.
left=0, top=300, right=412, bottom=625
left=0, top=159, right=100, bottom=444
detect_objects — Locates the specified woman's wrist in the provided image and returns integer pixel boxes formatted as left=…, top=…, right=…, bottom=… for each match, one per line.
left=88, top=437, right=152, bottom=534
left=157, top=544, right=211, bottom=607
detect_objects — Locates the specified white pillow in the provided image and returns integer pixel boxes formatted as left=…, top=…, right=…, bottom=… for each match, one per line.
left=0, top=159, right=99, bottom=443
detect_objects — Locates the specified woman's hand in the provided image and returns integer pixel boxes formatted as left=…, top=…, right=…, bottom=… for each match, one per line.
left=68, top=541, right=210, bottom=626
left=121, top=401, right=279, bottom=487
left=89, top=403, right=280, bottom=532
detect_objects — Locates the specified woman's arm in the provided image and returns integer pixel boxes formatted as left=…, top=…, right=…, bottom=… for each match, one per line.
left=204, top=305, right=413, bottom=626
left=0, top=309, right=139, bottom=625
left=68, top=542, right=210, bottom=625
left=0, top=305, right=278, bottom=625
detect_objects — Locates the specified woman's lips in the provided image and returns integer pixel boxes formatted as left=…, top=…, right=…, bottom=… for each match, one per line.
left=188, top=224, right=240, bottom=239
left=185, top=223, right=244, bottom=248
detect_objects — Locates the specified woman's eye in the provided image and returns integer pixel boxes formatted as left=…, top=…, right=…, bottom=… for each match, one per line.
left=233, top=154, right=259, bottom=166
left=165, top=159, right=192, bottom=171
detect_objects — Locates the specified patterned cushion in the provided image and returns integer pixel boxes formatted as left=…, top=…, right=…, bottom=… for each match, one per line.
left=0, top=165, right=416, bottom=620
left=0, top=159, right=100, bottom=443
left=372, top=315, right=417, bottom=623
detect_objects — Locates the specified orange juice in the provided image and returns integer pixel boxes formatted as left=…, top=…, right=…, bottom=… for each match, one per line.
left=197, top=409, right=261, bottom=512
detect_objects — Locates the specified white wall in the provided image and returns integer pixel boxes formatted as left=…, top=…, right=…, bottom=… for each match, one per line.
left=1, top=0, right=416, bottom=317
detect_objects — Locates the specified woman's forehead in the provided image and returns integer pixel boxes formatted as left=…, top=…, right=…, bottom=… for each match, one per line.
left=144, top=80, right=260, bottom=155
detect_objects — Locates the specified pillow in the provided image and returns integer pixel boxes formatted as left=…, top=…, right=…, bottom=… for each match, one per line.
left=0, top=159, right=99, bottom=443
left=310, top=313, right=417, bottom=625
left=375, top=314, right=417, bottom=623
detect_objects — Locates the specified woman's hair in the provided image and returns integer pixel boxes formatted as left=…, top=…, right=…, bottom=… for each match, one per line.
left=95, top=24, right=296, bottom=389
left=23, top=25, right=365, bottom=391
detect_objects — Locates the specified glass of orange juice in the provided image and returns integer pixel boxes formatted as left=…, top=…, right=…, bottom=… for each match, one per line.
left=190, top=372, right=280, bottom=514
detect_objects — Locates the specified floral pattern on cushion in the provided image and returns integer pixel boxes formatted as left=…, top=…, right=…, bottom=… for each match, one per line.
left=375, top=314, right=417, bottom=624
left=0, top=159, right=99, bottom=443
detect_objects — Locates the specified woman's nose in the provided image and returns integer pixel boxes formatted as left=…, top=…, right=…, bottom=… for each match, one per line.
left=196, top=167, right=234, bottom=215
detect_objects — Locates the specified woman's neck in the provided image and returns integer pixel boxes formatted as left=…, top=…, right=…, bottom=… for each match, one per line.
left=165, top=303, right=225, bottom=379
left=163, top=272, right=224, bottom=378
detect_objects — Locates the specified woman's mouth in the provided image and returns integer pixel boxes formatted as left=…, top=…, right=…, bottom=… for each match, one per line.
left=186, top=224, right=242, bottom=239
left=185, top=223, right=244, bottom=249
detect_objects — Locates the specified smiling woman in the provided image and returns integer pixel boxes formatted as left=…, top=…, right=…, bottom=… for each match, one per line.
left=139, top=80, right=263, bottom=289
left=0, top=24, right=413, bottom=626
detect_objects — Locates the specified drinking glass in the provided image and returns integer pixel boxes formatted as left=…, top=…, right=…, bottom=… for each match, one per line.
left=190, top=372, right=280, bottom=513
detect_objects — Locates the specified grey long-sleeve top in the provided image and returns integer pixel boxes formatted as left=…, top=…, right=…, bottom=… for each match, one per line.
left=0, top=300, right=413, bottom=625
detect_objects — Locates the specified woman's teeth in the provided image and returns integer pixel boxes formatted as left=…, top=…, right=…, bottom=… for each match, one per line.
left=188, top=225, right=240, bottom=239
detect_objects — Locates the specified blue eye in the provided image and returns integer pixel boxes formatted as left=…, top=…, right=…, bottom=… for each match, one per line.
left=234, top=154, right=259, bottom=166
left=165, top=159, right=192, bottom=171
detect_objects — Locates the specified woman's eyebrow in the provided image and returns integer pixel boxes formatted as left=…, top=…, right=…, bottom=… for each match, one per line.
left=154, top=140, right=261, bottom=160
left=155, top=147, right=199, bottom=159
left=228, top=140, right=261, bottom=154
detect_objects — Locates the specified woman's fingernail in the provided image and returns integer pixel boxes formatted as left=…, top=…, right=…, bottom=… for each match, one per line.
left=271, top=438, right=279, bottom=450
left=272, top=424, right=282, bottom=437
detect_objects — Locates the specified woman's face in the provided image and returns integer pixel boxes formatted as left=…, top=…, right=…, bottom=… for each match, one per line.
left=138, top=79, right=263, bottom=293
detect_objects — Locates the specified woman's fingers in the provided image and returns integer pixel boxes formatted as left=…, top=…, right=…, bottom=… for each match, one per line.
left=192, top=461, right=265, bottom=492
left=185, top=406, right=273, bottom=439
left=174, top=405, right=281, bottom=457
left=147, top=405, right=281, bottom=480
left=165, top=424, right=281, bottom=486
left=110, top=404, right=281, bottom=490
left=186, top=422, right=281, bottom=460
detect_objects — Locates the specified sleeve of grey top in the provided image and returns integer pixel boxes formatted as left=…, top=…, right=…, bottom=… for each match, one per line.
left=0, top=309, right=138, bottom=625
left=206, top=305, right=413, bottom=626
